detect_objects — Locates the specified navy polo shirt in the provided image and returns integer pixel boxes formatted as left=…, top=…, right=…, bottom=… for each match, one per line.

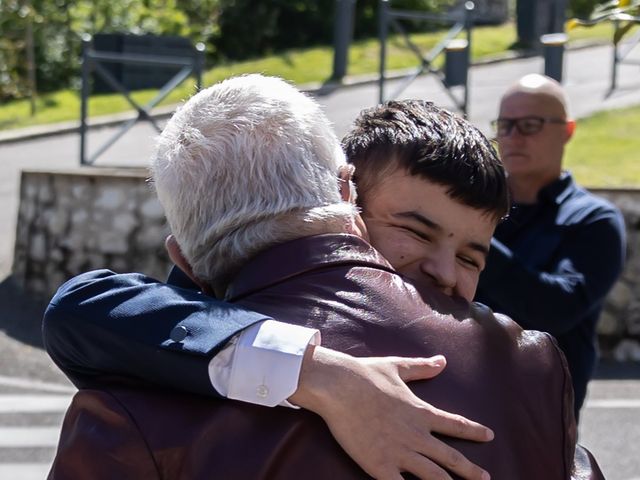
left=476, top=172, right=626, bottom=417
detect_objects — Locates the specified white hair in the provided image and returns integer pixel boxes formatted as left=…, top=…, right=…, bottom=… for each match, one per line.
left=151, top=74, right=356, bottom=291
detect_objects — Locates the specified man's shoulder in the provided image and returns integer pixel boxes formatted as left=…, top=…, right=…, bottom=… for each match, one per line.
left=557, top=182, right=623, bottom=226
left=569, top=183, right=620, bottom=212
left=470, top=301, right=524, bottom=330
left=52, top=270, right=160, bottom=298
left=470, top=302, right=561, bottom=354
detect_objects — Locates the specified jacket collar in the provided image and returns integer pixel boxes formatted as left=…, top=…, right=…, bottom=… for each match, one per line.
left=537, top=171, right=575, bottom=206
left=225, top=234, right=394, bottom=301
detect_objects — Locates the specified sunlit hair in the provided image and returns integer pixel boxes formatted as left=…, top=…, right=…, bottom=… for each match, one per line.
left=342, top=100, right=510, bottom=222
left=151, top=74, right=356, bottom=292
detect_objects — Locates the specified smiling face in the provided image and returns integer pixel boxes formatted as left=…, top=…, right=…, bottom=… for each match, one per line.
left=362, top=168, right=498, bottom=302
left=343, top=100, right=508, bottom=301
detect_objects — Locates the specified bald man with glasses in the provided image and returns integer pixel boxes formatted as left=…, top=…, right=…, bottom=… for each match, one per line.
left=477, top=74, right=626, bottom=421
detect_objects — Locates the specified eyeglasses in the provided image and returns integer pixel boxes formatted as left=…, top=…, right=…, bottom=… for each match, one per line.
left=492, top=116, right=567, bottom=137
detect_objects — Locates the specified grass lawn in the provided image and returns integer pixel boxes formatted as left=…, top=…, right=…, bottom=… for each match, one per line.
left=565, top=106, right=640, bottom=188
left=0, top=21, right=615, bottom=131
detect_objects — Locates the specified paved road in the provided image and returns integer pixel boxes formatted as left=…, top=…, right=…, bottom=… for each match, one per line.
left=579, top=362, right=640, bottom=480
left=1, top=43, right=640, bottom=478
left=0, top=369, right=73, bottom=479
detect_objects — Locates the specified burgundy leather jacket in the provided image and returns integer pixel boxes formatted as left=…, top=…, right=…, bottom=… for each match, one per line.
left=49, top=234, right=603, bottom=480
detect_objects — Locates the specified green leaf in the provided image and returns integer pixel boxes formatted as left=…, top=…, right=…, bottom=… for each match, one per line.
left=613, top=20, right=636, bottom=43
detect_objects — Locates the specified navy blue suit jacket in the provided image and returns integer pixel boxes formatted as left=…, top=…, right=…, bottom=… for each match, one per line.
left=43, top=268, right=269, bottom=396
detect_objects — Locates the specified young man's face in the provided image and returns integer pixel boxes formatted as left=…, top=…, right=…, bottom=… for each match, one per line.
left=361, top=168, right=497, bottom=302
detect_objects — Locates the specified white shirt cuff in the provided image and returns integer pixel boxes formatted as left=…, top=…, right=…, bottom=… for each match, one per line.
left=208, top=320, right=321, bottom=408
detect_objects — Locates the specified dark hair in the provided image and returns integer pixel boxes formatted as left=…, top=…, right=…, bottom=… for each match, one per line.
left=342, top=100, right=509, bottom=221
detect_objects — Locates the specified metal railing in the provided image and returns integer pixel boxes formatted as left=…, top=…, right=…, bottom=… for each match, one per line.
left=378, top=0, right=475, bottom=114
left=611, top=18, right=640, bottom=93
left=79, top=34, right=205, bottom=165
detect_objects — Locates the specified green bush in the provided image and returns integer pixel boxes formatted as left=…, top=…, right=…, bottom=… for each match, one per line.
left=0, top=0, right=213, bottom=101
left=0, top=0, right=456, bottom=101
left=214, top=0, right=455, bottom=61
left=569, top=0, right=606, bottom=18
left=215, top=1, right=335, bottom=60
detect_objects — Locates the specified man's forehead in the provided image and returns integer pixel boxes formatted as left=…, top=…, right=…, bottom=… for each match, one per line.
left=384, top=176, right=498, bottom=221
left=499, top=91, right=567, bottom=118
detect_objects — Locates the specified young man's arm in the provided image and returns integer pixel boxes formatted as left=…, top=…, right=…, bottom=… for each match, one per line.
left=43, top=269, right=493, bottom=480
left=44, top=269, right=270, bottom=396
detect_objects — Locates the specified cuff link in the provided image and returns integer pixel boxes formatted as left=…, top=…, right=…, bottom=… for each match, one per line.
left=170, top=325, right=189, bottom=343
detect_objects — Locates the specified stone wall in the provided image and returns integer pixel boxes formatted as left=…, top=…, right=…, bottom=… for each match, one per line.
left=591, top=188, right=640, bottom=361
left=12, top=169, right=171, bottom=298
left=11, top=170, right=640, bottom=359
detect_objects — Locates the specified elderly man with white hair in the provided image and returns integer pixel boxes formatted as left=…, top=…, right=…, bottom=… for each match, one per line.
left=47, top=74, right=602, bottom=480
left=154, top=74, right=362, bottom=297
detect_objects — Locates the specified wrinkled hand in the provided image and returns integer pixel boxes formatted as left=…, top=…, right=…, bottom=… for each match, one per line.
left=289, top=346, right=492, bottom=480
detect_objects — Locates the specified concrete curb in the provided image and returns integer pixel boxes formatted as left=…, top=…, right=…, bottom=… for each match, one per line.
left=0, top=39, right=608, bottom=145
left=0, top=105, right=177, bottom=145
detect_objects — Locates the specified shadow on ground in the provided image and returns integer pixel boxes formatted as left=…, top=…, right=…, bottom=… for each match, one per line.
left=594, top=359, right=640, bottom=380
left=0, top=274, right=49, bottom=348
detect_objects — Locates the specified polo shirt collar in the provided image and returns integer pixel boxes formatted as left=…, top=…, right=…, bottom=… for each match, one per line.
left=537, top=171, right=575, bottom=206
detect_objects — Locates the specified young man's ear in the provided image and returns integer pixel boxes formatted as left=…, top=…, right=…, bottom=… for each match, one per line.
left=338, top=164, right=357, bottom=204
left=337, top=164, right=369, bottom=241
left=165, top=235, right=208, bottom=292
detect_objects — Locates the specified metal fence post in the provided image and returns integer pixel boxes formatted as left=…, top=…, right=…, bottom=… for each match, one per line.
left=80, top=34, right=92, bottom=166
left=516, top=0, right=542, bottom=49
left=541, top=33, right=567, bottom=83
left=611, top=19, right=620, bottom=92
left=378, top=0, right=389, bottom=103
left=444, top=39, right=469, bottom=88
left=463, top=1, right=474, bottom=116
left=332, top=0, right=356, bottom=81
left=195, top=42, right=206, bottom=91
left=550, top=0, right=567, bottom=33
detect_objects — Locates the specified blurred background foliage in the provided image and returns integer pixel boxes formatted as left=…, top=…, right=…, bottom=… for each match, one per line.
left=0, top=0, right=614, bottom=102
left=571, top=0, right=604, bottom=16
left=0, top=0, right=458, bottom=102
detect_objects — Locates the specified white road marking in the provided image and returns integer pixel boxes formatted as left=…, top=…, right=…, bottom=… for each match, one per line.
left=0, top=395, right=73, bottom=413
left=0, top=463, right=52, bottom=480
left=0, top=375, right=75, bottom=394
left=585, top=399, right=640, bottom=409
left=0, top=427, right=61, bottom=447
